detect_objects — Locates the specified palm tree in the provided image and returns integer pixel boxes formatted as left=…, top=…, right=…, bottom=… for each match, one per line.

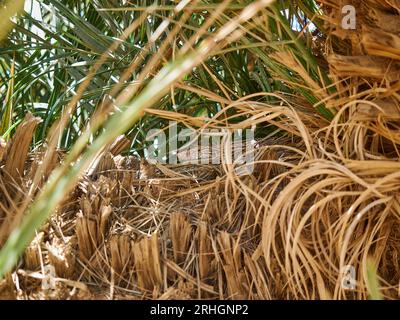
left=0, top=0, right=399, bottom=300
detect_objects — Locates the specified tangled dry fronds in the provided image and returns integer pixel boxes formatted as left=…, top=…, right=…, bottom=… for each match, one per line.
left=1, top=0, right=400, bottom=300
left=1, top=92, right=400, bottom=299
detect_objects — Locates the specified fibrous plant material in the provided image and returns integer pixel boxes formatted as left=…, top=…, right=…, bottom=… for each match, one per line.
left=327, top=54, right=400, bottom=81
left=0, top=113, right=42, bottom=246
left=132, top=232, right=163, bottom=293
left=1, top=0, right=400, bottom=301
left=3, top=113, right=41, bottom=183
left=170, top=213, right=193, bottom=266
left=23, top=232, right=44, bottom=271
left=47, top=236, right=76, bottom=279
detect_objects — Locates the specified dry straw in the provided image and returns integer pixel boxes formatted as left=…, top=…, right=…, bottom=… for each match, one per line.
left=0, top=0, right=399, bottom=300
